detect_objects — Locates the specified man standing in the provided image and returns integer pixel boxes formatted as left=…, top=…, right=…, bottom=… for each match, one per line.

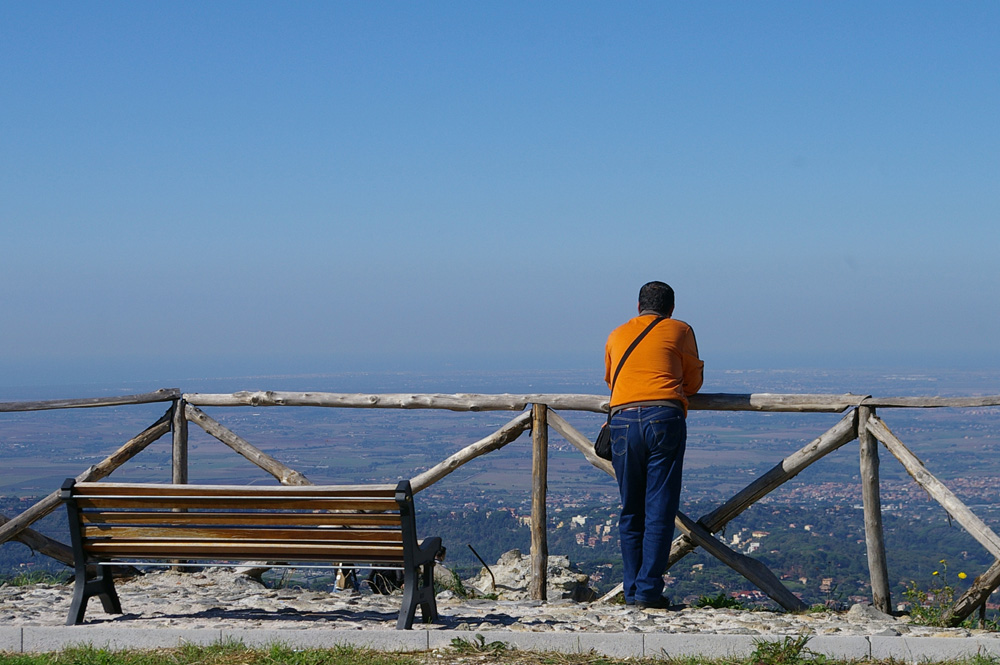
left=605, top=281, right=703, bottom=609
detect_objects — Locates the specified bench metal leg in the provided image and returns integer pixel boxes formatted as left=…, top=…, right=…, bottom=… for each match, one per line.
left=66, top=566, right=122, bottom=625
left=420, top=560, right=438, bottom=623
left=397, top=562, right=438, bottom=630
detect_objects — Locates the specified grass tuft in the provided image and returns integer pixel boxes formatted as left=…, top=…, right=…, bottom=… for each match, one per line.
left=449, top=634, right=510, bottom=657
left=746, top=636, right=825, bottom=665
left=695, top=592, right=745, bottom=610
left=0, top=571, right=70, bottom=587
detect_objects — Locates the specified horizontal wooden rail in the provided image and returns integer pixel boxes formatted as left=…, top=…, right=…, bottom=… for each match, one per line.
left=861, top=395, right=1000, bottom=408
left=693, top=393, right=865, bottom=412
left=4, top=389, right=997, bottom=414
left=181, top=391, right=1000, bottom=411
left=182, top=391, right=870, bottom=413
left=0, top=389, right=180, bottom=413
left=184, top=391, right=606, bottom=411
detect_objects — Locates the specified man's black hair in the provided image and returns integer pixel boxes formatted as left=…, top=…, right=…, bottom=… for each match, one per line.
left=638, top=281, right=674, bottom=315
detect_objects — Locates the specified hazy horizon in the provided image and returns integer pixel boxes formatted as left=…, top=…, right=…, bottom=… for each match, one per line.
left=2, top=362, right=998, bottom=403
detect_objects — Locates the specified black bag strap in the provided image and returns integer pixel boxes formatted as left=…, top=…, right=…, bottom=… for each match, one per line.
left=608, top=316, right=665, bottom=414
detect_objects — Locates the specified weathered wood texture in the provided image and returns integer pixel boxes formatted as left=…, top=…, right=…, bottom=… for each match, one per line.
left=547, top=408, right=807, bottom=611
left=862, top=396, right=1000, bottom=408
left=0, top=389, right=180, bottom=413
left=184, top=391, right=607, bottom=412
left=545, top=409, right=615, bottom=475
left=410, top=412, right=532, bottom=493
left=0, top=410, right=172, bottom=546
left=0, top=514, right=74, bottom=565
left=4, top=388, right=996, bottom=414
left=858, top=406, right=890, bottom=613
left=185, top=405, right=311, bottom=486
left=675, top=512, right=806, bottom=612
left=171, top=399, right=189, bottom=485
left=692, top=393, right=865, bottom=412
left=867, top=416, right=1000, bottom=559
left=530, top=404, right=549, bottom=601
left=183, top=391, right=868, bottom=413
left=944, top=557, right=1000, bottom=626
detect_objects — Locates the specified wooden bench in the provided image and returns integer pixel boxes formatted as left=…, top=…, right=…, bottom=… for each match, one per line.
left=60, top=478, right=441, bottom=629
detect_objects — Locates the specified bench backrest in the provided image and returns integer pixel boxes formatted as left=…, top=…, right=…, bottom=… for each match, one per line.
left=61, top=480, right=419, bottom=567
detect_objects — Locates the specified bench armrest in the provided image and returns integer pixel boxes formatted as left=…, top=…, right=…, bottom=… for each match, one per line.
left=413, top=536, right=442, bottom=567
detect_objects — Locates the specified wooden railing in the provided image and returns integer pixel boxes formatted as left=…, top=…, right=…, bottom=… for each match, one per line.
left=2, top=387, right=999, bottom=626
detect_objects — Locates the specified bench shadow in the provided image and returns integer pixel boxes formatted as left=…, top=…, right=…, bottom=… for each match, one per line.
left=88, top=605, right=521, bottom=628
left=89, top=606, right=400, bottom=624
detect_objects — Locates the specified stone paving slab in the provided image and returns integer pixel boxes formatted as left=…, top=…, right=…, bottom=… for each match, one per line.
left=870, top=636, right=1000, bottom=662
left=20, top=627, right=222, bottom=653
left=579, top=631, right=646, bottom=658
left=645, top=634, right=758, bottom=659
left=3, top=626, right=999, bottom=660
left=229, top=627, right=430, bottom=652
left=0, top=626, right=21, bottom=653
left=798, top=636, right=873, bottom=660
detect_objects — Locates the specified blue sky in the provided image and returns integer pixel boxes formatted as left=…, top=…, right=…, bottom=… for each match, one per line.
left=1, top=2, right=998, bottom=387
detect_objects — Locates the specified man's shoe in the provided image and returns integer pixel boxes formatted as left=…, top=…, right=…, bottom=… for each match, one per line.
left=636, top=596, right=671, bottom=611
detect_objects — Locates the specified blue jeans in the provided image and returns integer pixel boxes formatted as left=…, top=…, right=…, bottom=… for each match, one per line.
left=610, top=405, right=686, bottom=604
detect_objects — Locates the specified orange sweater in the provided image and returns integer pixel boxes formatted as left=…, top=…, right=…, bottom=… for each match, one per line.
left=604, top=313, right=704, bottom=413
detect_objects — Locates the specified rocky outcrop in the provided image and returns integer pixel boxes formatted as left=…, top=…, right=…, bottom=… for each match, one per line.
left=464, top=549, right=596, bottom=602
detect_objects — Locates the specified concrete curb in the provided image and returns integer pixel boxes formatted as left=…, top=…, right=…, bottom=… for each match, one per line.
left=2, top=626, right=998, bottom=660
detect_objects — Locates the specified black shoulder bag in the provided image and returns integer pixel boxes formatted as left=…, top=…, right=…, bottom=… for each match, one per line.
left=594, top=316, right=665, bottom=460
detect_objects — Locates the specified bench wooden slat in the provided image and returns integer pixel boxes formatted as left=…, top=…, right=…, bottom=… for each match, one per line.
left=81, top=511, right=403, bottom=527
left=75, top=497, right=399, bottom=511
left=82, top=526, right=404, bottom=542
left=72, top=482, right=397, bottom=498
left=61, top=478, right=440, bottom=629
left=83, top=541, right=405, bottom=561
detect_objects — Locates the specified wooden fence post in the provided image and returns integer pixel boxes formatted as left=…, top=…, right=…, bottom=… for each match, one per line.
left=172, top=399, right=188, bottom=484
left=530, top=403, right=548, bottom=601
left=859, top=405, right=891, bottom=613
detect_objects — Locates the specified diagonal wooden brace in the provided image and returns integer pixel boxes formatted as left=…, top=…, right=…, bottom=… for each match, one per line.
left=547, top=408, right=807, bottom=611
left=943, top=557, right=1000, bottom=626
left=0, top=410, right=172, bottom=546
